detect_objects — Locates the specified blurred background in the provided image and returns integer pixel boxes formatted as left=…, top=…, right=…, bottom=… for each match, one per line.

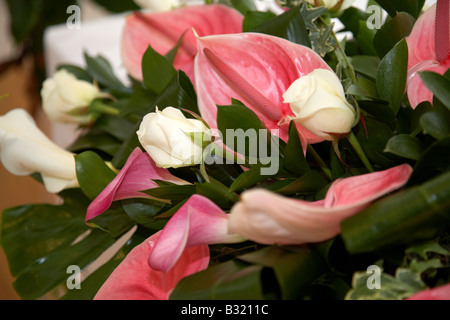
left=0, top=0, right=437, bottom=300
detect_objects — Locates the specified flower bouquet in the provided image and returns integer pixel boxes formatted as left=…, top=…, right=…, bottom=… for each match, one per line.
left=1, top=0, right=449, bottom=301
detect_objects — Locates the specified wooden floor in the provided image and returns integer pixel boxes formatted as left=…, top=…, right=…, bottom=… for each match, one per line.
left=0, top=58, right=57, bottom=300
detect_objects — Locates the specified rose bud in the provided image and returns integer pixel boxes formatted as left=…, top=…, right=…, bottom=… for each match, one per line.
left=283, top=68, right=357, bottom=141
left=137, top=107, right=211, bottom=168
left=41, top=69, right=105, bottom=125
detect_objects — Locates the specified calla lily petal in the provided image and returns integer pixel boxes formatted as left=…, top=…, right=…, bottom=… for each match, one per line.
left=0, top=108, right=78, bottom=193
left=148, top=194, right=244, bottom=273
left=195, top=32, right=331, bottom=145
left=406, top=3, right=450, bottom=109
left=121, top=4, right=243, bottom=82
left=228, top=164, right=412, bottom=245
left=94, top=231, right=210, bottom=300
left=406, top=283, right=450, bottom=300
left=86, top=147, right=187, bottom=221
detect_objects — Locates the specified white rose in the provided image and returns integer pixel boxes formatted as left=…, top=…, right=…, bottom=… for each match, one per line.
left=133, top=0, right=180, bottom=12
left=305, top=0, right=355, bottom=12
left=283, top=68, right=356, bottom=141
left=41, top=69, right=103, bottom=125
left=137, top=107, right=211, bottom=168
left=0, top=109, right=79, bottom=193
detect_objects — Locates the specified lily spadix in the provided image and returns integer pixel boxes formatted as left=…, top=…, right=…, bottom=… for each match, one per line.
left=94, top=231, right=209, bottom=300
left=195, top=32, right=332, bottom=147
left=228, top=164, right=412, bottom=245
left=406, top=2, right=450, bottom=109
left=148, top=194, right=244, bottom=273
left=121, top=4, right=243, bottom=82
left=86, top=147, right=188, bottom=222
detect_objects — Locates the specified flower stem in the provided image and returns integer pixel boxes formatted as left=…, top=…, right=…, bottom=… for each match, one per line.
left=90, top=99, right=120, bottom=116
left=346, top=131, right=374, bottom=173
left=307, top=145, right=333, bottom=180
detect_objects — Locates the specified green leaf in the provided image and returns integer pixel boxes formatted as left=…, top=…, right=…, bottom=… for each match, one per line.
left=5, top=0, right=42, bottom=43
left=57, top=65, right=93, bottom=83
left=283, top=122, right=310, bottom=175
left=338, top=7, right=369, bottom=38
left=143, top=184, right=197, bottom=204
left=61, top=231, right=146, bottom=300
left=341, top=170, right=450, bottom=254
left=374, top=0, right=425, bottom=19
left=217, top=103, right=268, bottom=160
left=376, top=39, right=408, bottom=115
left=420, top=112, right=450, bottom=140
left=420, top=71, right=450, bottom=110
left=384, top=134, right=422, bottom=160
left=229, top=164, right=267, bottom=193
left=273, top=170, right=328, bottom=196
left=350, top=55, right=380, bottom=80
left=196, top=178, right=240, bottom=208
left=84, top=53, right=125, bottom=90
left=75, top=151, right=117, bottom=200
left=1, top=189, right=116, bottom=299
left=229, top=0, right=257, bottom=15
left=250, top=5, right=311, bottom=47
left=373, top=12, right=415, bottom=59
left=345, top=268, right=426, bottom=300
left=121, top=198, right=168, bottom=231
left=142, top=45, right=177, bottom=94
left=68, top=128, right=122, bottom=157
left=243, top=11, right=276, bottom=32
left=356, top=20, right=377, bottom=56
left=237, top=246, right=326, bottom=299
left=170, top=260, right=267, bottom=300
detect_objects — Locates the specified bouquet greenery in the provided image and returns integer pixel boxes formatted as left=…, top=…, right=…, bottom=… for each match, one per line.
left=1, top=0, right=449, bottom=300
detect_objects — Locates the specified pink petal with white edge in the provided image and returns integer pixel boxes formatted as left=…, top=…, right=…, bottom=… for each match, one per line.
left=86, top=148, right=187, bottom=221
left=148, top=194, right=244, bottom=273
left=406, top=283, right=450, bottom=300
left=195, top=32, right=331, bottom=144
left=121, top=4, right=243, bottom=82
left=94, top=231, right=210, bottom=300
left=228, top=164, right=412, bottom=245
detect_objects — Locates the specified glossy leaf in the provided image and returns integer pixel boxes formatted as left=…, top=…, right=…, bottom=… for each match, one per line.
left=376, top=39, right=408, bottom=115
left=142, top=45, right=177, bottom=94
left=420, top=71, right=450, bottom=110
left=373, top=12, right=415, bottom=59
left=384, top=134, right=422, bottom=160
left=341, top=171, right=450, bottom=254
left=374, top=0, right=425, bottom=19
left=420, top=112, right=450, bottom=140
left=250, top=5, right=311, bottom=47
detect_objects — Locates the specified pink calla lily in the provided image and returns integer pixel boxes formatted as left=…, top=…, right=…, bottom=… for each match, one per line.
left=148, top=194, right=245, bottom=273
left=94, top=231, right=210, bottom=300
left=195, top=32, right=332, bottom=146
left=406, top=1, right=450, bottom=109
left=121, top=4, right=243, bottom=82
left=406, top=283, right=450, bottom=300
left=228, top=164, right=412, bottom=245
left=86, top=147, right=187, bottom=221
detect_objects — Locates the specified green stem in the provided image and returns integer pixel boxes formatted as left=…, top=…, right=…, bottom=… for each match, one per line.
left=90, top=99, right=120, bottom=116
left=346, top=131, right=374, bottom=173
left=307, top=145, right=333, bottom=180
